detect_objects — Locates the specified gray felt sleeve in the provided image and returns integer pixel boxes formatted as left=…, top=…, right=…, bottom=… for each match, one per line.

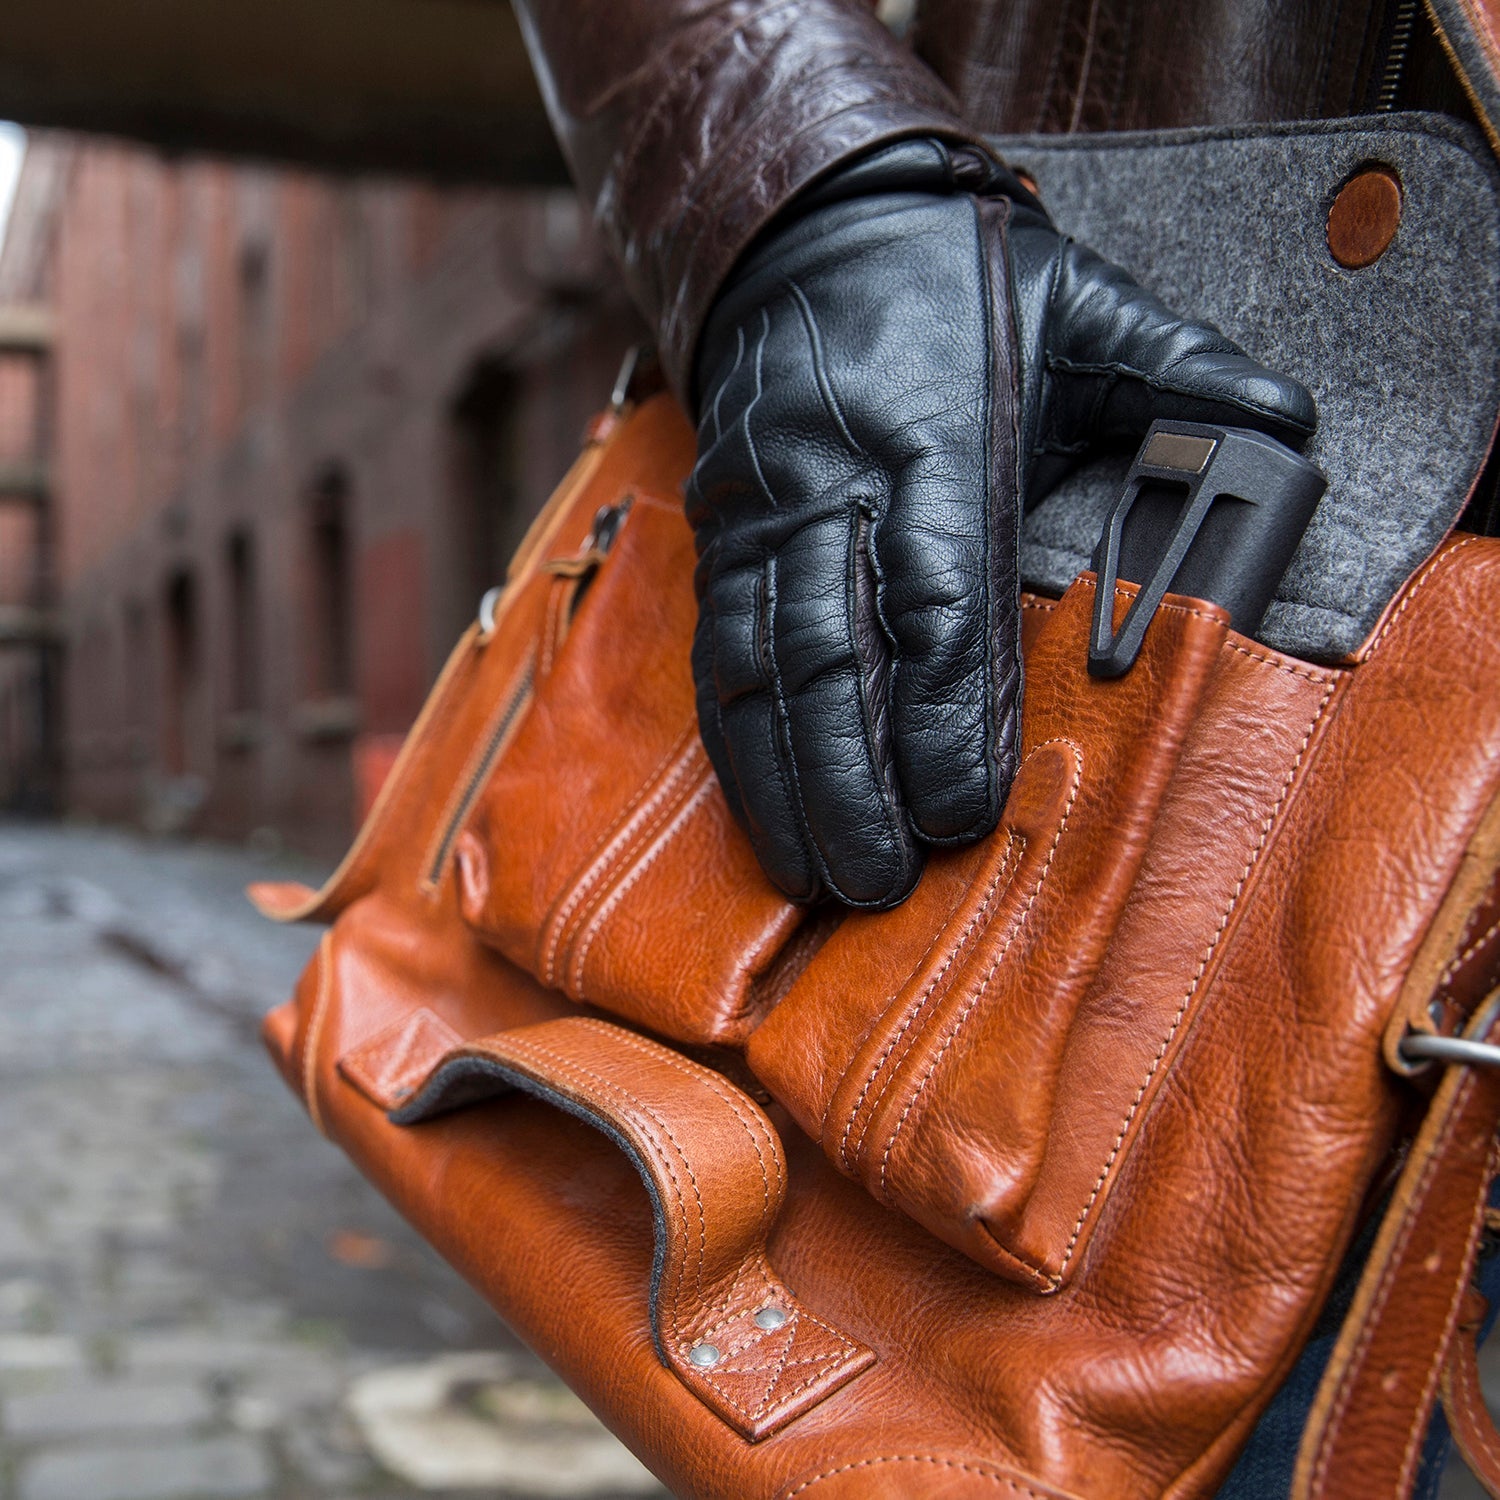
left=992, top=113, right=1500, bottom=663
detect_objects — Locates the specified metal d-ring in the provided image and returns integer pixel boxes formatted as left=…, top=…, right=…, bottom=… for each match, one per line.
left=476, top=586, right=504, bottom=639
left=1398, top=1033, right=1500, bottom=1069
left=1398, top=988, right=1500, bottom=1072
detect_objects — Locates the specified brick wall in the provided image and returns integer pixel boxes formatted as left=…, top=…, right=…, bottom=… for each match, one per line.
left=0, top=132, right=644, bottom=856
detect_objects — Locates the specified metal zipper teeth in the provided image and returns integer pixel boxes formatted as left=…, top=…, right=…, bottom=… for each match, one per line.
left=426, top=660, right=535, bottom=886
left=1377, top=0, right=1419, bottom=111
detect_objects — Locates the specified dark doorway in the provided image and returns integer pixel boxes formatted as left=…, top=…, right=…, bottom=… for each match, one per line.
left=225, top=528, right=260, bottom=713
left=306, top=466, right=353, bottom=699
left=163, top=569, right=198, bottom=776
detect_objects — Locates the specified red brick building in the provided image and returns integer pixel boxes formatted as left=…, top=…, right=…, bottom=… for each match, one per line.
left=0, top=132, right=642, bottom=855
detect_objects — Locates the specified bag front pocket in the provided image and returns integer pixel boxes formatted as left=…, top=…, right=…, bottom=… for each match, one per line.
left=748, top=575, right=1341, bottom=1288
left=452, top=490, right=804, bottom=1048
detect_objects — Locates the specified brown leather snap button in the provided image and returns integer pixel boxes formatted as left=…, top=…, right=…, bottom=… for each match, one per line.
left=1327, top=167, right=1403, bottom=269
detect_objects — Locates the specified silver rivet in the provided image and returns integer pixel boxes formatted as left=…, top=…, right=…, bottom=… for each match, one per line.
left=688, top=1342, right=720, bottom=1368
left=753, top=1306, right=788, bottom=1331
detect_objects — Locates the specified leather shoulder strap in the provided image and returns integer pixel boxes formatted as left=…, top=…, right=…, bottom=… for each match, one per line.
left=1440, top=1282, right=1500, bottom=1496
left=1294, top=992, right=1500, bottom=1498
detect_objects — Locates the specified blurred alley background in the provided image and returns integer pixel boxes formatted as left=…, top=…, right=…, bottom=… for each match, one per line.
left=0, top=134, right=639, bottom=856
left=0, top=6, right=663, bottom=1497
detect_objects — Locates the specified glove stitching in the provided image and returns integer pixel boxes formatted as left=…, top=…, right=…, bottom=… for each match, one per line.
left=842, top=505, right=913, bottom=892
left=703, top=324, right=741, bottom=446
left=744, top=309, right=778, bottom=510
left=971, top=193, right=998, bottom=844
left=759, top=555, right=826, bottom=902
left=1044, top=354, right=1317, bottom=431
left=787, top=278, right=869, bottom=459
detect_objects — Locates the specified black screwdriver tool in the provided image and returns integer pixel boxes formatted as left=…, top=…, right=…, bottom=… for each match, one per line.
left=1087, top=419, right=1328, bottom=678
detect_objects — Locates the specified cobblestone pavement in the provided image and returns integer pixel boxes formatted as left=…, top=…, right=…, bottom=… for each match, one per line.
left=0, top=820, right=666, bottom=1500
left=6, top=819, right=1500, bottom=1499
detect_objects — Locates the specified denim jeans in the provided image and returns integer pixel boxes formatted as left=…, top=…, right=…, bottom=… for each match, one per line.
left=1216, top=1189, right=1500, bottom=1499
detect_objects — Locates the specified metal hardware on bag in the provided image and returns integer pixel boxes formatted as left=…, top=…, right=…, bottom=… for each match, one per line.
left=688, top=1342, right=721, bottom=1368
left=475, top=497, right=633, bottom=641
left=1398, top=988, right=1500, bottom=1073
left=754, top=1306, right=788, bottom=1331
left=586, top=496, right=633, bottom=555
left=476, top=586, right=504, bottom=639
left=1088, top=420, right=1327, bottom=678
left=1398, top=1034, right=1500, bottom=1069
left=610, top=344, right=661, bottom=412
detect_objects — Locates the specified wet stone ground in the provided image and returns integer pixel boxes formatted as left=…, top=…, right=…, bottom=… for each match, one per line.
left=0, top=820, right=665, bottom=1500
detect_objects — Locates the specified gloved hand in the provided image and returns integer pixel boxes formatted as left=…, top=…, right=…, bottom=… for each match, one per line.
left=687, top=139, right=1316, bottom=909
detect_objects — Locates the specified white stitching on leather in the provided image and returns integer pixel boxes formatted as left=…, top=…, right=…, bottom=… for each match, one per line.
left=540, top=726, right=698, bottom=984
left=569, top=775, right=716, bottom=997
left=1054, top=672, right=1338, bottom=1286
left=1396, top=1138, right=1499, bottom=1495
left=598, top=1021, right=785, bottom=1216
left=1366, top=536, right=1479, bottom=660
left=876, top=748, right=1083, bottom=1194
left=835, top=827, right=1025, bottom=1169
left=497, top=1032, right=709, bottom=1341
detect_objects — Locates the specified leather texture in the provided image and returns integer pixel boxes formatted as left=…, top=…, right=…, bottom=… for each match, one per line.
left=257, top=1, right=1500, bottom=1491
left=1442, top=1286, right=1500, bottom=1497
left=1427, top=0, right=1500, bottom=153
left=911, top=0, right=1396, bottom=136
left=508, top=0, right=989, bottom=402
left=1293, top=993, right=1500, bottom=1497
left=451, top=488, right=802, bottom=1047
left=689, top=136, right=1313, bottom=907
left=259, top=395, right=1500, bottom=1499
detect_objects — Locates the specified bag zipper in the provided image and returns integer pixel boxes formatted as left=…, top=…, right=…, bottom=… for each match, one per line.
left=425, top=661, right=535, bottom=887
left=1376, top=0, right=1419, bottom=110
left=423, top=497, right=634, bottom=889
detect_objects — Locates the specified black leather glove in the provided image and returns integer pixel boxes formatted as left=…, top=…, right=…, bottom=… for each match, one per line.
left=687, top=139, right=1315, bottom=909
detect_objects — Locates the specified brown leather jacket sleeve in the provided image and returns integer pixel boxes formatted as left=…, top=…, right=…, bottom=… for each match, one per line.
left=511, top=1, right=987, bottom=403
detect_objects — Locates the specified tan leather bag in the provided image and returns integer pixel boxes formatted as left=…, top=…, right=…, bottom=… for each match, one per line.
left=255, top=391, right=1500, bottom=1499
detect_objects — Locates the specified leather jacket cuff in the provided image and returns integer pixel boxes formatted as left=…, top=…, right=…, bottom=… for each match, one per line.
left=515, top=1, right=992, bottom=406
left=660, top=98, right=990, bottom=407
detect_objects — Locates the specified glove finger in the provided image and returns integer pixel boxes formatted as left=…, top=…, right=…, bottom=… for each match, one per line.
left=1035, top=238, right=1316, bottom=499
left=704, top=559, right=822, bottom=903
left=876, top=448, right=1014, bottom=845
left=764, top=507, right=921, bottom=909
